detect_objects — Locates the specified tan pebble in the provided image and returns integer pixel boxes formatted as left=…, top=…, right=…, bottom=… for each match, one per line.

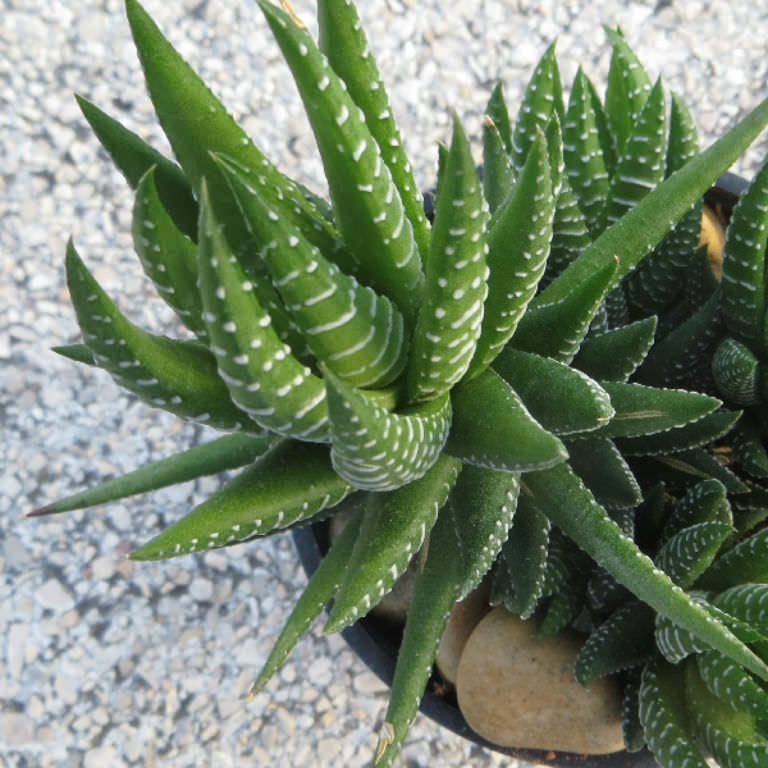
left=435, top=582, right=491, bottom=684
left=456, top=608, right=625, bottom=755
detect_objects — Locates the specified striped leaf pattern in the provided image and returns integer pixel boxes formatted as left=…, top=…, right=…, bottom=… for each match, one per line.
left=66, top=240, right=254, bottom=432
left=197, top=185, right=330, bottom=441
left=721, top=158, right=768, bottom=345
left=467, top=132, right=555, bottom=375
left=639, top=659, right=710, bottom=768
left=510, top=41, right=564, bottom=172
left=654, top=522, right=735, bottom=589
left=713, top=584, right=768, bottom=632
left=256, top=0, right=423, bottom=324
left=325, top=455, right=460, bottom=631
left=317, top=0, right=430, bottom=259
left=325, top=370, right=452, bottom=491
left=132, top=169, right=206, bottom=338
left=406, top=116, right=488, bottom=401
left=215, top=154, right=408, bottom=388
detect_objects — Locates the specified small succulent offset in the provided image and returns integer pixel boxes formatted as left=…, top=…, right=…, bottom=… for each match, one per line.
left=33, top=0, right=768, bottom=765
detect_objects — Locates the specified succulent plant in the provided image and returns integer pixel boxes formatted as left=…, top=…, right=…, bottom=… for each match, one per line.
left=33, top=0, right=768, bottom=766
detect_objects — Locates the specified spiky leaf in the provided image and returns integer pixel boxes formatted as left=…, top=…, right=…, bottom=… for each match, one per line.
left=197, top=184, right=330, bottom=441
left=592, top=381, right=721, bottom=439
left=215, top=153, right=408, bottom=388
left=250, top=503, right=364, bottom=694
left=655, top=522, right=735, bottom=589
left=639, top=658, right=709, bottom=768
left=445, top=368, right=567, bottom=472
left=325, top=370, right=451, bottom=491
left=130, top=440, right=351, bottom=560
left=697, top=528, right=768, bottom=590
left=317, top=0, right=430, bottom=259
left=29, top=433, right=271, bottom=516
left=490, top=492, right=550, bottom=618
left=65, top=240, right=253, bottom=432
left=75, top=94, right=198, bottom=239
left=697, top=651, right=768, bottom=720
left=467, top=132, right=555, bottom=375
left=406, top=115, right=488, bottom=401
left=325, top=455, right=460, bottom=632
left=566, top=437, right=642, bottom=508
left=133, top=168, right=206, bottom=338
left=525, top=463, right=768, bottom=680
left=256, top=0, right=423, bottom=323
left=572, top=316, right=657, bottom=382
left=721, top=158, right=768, bottom=345
left=493, top=347, right=614, bottom=435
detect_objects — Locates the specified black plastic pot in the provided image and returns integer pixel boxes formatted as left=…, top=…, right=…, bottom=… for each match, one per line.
left=291, top=176, right=745, bottom=767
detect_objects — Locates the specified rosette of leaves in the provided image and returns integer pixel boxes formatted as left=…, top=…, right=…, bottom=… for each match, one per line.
left=32, top=0, right=768, bottom=765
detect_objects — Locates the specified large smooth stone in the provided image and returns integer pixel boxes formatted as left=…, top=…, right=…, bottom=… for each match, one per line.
left=435, top=582, right=491, bottom=684
left=456, top=608, right=626, bottom=755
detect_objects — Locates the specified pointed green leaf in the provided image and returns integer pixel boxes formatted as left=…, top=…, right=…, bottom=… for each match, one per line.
left=563, top=68, right=611, bottom=235
left=445, top=465, right=520, bottom=600
left=651, top=448, right=750, bottom=494
left=511, top=254, right=618, bottom=362
left=52, top=343, right=95, bottom=366
left=133, top=168, right=207, bottom=338
left=214, top=153, right=408, bottom=389
left=197, top=184, right=329, bottom=441
left=575, top=601, right=655, bottom=685
left=722, top=158, right=768, bottom=345
left=125, top=0, right=325, bottom=251
left=325, top=455, right=460, bottom=632
left=482, top=114, right=514, bottom=213
left=593, top=381, right=721, bottom=439
left=697, top=528, right=768, bottom=590
left=493, top=347, right=614, bottom=435
left=656, top=522, right=734, bottom=589
left=467, top=132, right=555, bottom=375
left=524, top=462, right=768, bottom=680
left=639, top=658, right=709, bottom=768
left=373, top=496, right=464, bottom=768
left=325, top=370, right=451, bottom=491
left=615, top=409, right=741, bottom=458
left=317, top=0, right=430, bottom=259
left=65, top=240, right=253, bottom=431
left=29, top=433, right=271, bottom=516
left=486, top=81, right=513, bottom=153
left=604, top=28, right=653, bottom=153
left=627, top=93, right=702, bottom=316
left=604, top=78, right=667, bottom=227
left=250, top=504, right=363, bottom=694
left=446, top=368, right=567, bottom=472
left=130, top=440, right=350, bottom=560
left=535, top=93, right=768, bottom=311
left=406, top=116, right=488, bottom=401
left=685, top=659, right=768, bottom=768
left=490, top=492, right=551, bottom=618
left=573, top=316, right=657, bottom=381
left=510, top=42, right=564, bottom=172
left=256, top=0, right=423, bottom=324
left=566, top=437, right=642, bottom=508
left=75, top=94, right=198, bottom=239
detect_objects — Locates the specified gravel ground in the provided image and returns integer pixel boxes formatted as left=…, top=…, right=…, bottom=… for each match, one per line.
left=3, top=0, right=768, bottom=766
